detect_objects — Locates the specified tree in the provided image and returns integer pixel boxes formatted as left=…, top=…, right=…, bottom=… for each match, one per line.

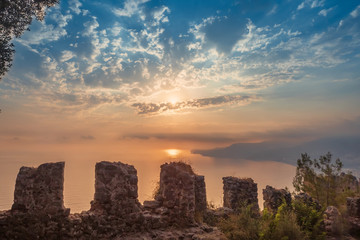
left=0, top=0, right=59, bottom=79
left=293, top=152, right=348, bottom=207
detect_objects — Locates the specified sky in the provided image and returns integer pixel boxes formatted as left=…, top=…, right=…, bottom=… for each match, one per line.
left=0, top=0, right=360, bottom=212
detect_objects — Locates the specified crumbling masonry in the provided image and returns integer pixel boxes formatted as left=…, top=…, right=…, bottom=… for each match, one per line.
left=1, top=161, right=359, bottom=239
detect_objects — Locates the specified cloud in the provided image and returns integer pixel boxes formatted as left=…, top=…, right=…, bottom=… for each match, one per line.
left=60, top=50, right=75, bottom=62
left=297, top=0, right=324, bottom=10
left=113, top=0, right=149, bottom=17
left=69, top=0, right=82, bottom=15
left=131, top=94, right=258, bottom=115
left=319, top=8, right=333, bottom=17
left=311, top=0, right=325, bottom=8
left=3, top=0, right=360, bottom=117
left=16, top=20, right=69, bottom=46
left=351, top=5, right=360, bottom=18
left=297, top=2, right=305, bottom=10
left=81, top=135, right=95, bottom=140
left=123, top=133, right=241, bottom=143
left=124, top=116, right=360, bottom=144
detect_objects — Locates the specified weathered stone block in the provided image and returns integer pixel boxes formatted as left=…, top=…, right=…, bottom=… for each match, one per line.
left=90, top=161, right=141, bottom=216
left=324, top=206, right=342, bottom=237
left=11, top=162, right=68, bottom=216
left=155, top=162, right=197, bottom=226
left=263, top=185, right=291, bottom=213
left=347, top=197, right=360, bottom=218
left=195, top=175, right=207, bottom=213
left=223, top=176, right=259, bottom=212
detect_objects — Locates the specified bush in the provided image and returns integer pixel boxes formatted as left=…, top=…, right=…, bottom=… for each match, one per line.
left=292, top=199, right=326, bottom=240
left=260, top=203, right=304, bottom=240
left=218, top=204, right=260, bottom=240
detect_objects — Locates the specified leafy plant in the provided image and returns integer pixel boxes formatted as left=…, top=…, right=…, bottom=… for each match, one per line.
left=292, top=152, right=356, bottom=208
left=260, top=202, right=304, bottom=240
left=218, top=204, right=260, bottom=240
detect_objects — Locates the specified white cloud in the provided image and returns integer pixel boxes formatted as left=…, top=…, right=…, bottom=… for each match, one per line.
left=319, top=8, right=333, bottom=17
left=297, top=2, right=305, bottom=10
left=16, top=9, right=71, bottom=46
left=267, top=4, right=278, bottom=15
left=152, top=6, right=171, bottom=26
left=16, top=22, right=67, bottom=45
left=113, top=0, right=149, bottom=17
left=82, top=17, right=99, bottom=37
left=297, top=0, right=325, bottom=10
left=311, top=0, right=325, bottom=8
left=60, top=50, right=75, bottom=62
left=69, top=0, right=82, bottom=15
left=350, top=5, right=360, bottom=18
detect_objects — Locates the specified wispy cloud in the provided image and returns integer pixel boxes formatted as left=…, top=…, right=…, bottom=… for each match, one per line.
left=2, top=0, right=360, bottom=118
left=350, top=5, right=360, bottom=18
left=81, top=135, right=95, bottom=140
left=113, top=0, right=149, bottom=17
left=319, top=7, right=334, bottom=17
left=69, top=0, right=82, bottom=15
left=297, top=0, right=325, bottom=10
left=123, top=133, right=240, bottom=143
left=131, top=94, right=258, bottom=115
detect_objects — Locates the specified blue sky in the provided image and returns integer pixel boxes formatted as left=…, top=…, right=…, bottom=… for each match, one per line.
left=1, top=0, right=360, bottom=168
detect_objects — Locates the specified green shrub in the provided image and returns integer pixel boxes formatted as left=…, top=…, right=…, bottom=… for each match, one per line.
left=292, top=199, right=326, bottom=240
left=218, top=204, right=260, bottom=240
left=260, top=203, right=304, bottom=240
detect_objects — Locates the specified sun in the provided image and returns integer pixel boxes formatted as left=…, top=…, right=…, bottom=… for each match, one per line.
left=168, top=96, right=179, bottom=105
left=165, top=149, right=181, bottom=157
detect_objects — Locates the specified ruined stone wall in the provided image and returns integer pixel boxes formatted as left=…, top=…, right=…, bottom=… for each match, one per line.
left=195, top=175, right=207, bottom=213
left=2, top=160, right=359, bottom=239
left=90, top=161, right=142, bottom=216
left=11, top=162, right=69, bottom=216
left=0, top=161, right=224, bottom=239
left=347, top=197, right=360, bottom=234
left=223, top=176, right=259, bottom=211
left=263, top=185, right=291, bottom=213
left=153, top=162, right=207, bottom=226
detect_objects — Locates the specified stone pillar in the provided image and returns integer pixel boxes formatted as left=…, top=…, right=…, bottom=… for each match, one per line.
left=346, top=197, right=360, bottom=233
left=195, top=175, right=207, bottom=213
left=263, top=185, right=291, bottom=213
left=324, top=206, right=341, bottom=237
left=11, top=162, right=69, bottom=216
left=223, top=177, right=259, bottom=212
left=155, top=162, right=196, bottom=226
left=347, top=197, right=360, bottom=218
left=90, top=161, right=141, bottom=216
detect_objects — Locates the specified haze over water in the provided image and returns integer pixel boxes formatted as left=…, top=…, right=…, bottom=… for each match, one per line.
left=0, top=142, right=295, bottom=213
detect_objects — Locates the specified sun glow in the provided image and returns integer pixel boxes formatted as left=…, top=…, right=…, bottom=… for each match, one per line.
left=169, top=96, right=179, bottom=105
left=165, top=149, right=181, bottom=157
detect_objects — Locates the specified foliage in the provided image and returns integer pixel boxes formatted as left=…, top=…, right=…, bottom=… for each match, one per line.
left=0, top=34, right=13, bottom=77
left=260, top=203, right=304, bottom=240
left=292, top=199, right=326, bottom=240
left=216, top=200, right=326, bottom=240
left=293, top=152, right=349, bottom=207
left=0, top=0, right=59, bottom=79
left=218, top=204, right=260, bottom=240
left=215, top=152, right=358, bottom=239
